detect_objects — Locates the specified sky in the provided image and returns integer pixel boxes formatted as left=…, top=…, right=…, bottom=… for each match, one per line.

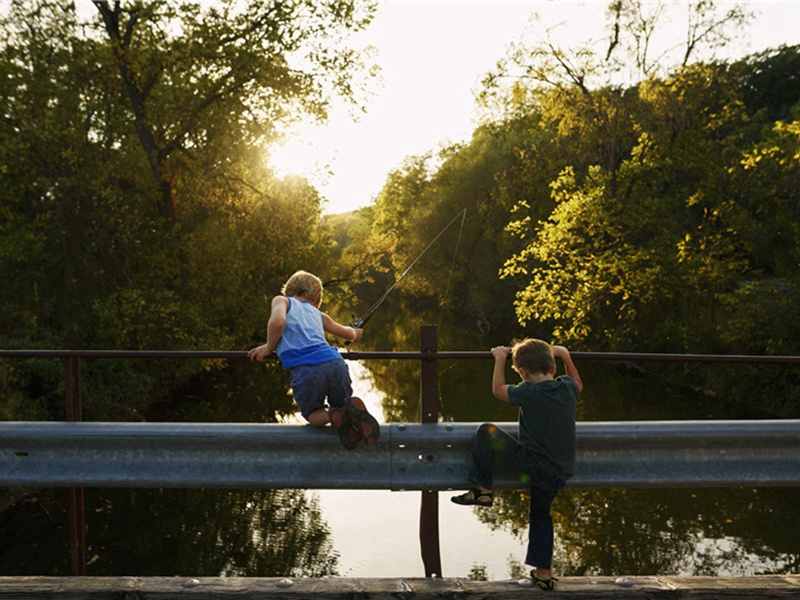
left=269, top=1, right=800, bottom=215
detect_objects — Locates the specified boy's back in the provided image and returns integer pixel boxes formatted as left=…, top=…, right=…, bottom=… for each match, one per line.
left=509, top=377, right=579, bottom=482
left=277, top=296, right=341, bottom=367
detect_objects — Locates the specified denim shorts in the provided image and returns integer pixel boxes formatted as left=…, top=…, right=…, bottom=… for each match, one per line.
left=288, top=359, right=353, bottom=419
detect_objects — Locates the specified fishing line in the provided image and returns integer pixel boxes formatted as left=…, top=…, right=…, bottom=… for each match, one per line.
left=437, top=207, right=467, bottom=331
left=346, top=207, right=468, bottom=342
left=433, top=208, right=467, bottom=419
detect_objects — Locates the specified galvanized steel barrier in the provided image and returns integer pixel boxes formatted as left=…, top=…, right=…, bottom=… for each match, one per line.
left=2, top=420, right=800, bottom=489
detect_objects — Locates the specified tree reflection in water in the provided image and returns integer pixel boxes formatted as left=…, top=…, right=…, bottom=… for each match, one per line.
left=0, top=360, right=340, bottom=577
left=476, top=486, right=800, bottom=577
left=0, top=487, right=339, bottom=577
left=118, top=361, right=339, bottom=577
left=86, top=488, right=338, bottom=577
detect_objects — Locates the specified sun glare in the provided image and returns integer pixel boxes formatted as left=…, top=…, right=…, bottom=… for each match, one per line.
left=269, top=137, right=324, bottom=180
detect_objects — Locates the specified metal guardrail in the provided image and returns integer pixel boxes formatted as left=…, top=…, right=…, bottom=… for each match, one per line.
left=2, top=420, right=799, bottom=489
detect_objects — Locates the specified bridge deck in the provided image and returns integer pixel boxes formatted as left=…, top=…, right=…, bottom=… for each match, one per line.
left=1, top=575, right=799, bottom=599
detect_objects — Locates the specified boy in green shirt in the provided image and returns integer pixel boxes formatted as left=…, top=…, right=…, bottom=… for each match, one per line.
left=451, top=339, right=583, bottom=591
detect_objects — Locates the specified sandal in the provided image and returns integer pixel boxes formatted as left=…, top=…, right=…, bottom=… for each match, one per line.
left=330, top=406, right=359, bottom=450
left=531, top=572, right=557, bottom=591
left=345, top=396, right=380, bottom=445
left=450, top=488, right=493, bottom=507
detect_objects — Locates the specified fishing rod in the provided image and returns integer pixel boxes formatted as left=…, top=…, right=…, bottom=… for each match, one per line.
left=345, top=208, right=467, bottom=345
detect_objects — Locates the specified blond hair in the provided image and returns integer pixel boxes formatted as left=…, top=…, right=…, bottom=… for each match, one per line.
left=282, top=270, right=323, bottom=300
left=512, top=338, right=555, bottom=376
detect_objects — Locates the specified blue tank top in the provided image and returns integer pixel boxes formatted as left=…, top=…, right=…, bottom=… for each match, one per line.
left=276, top=297, right=343, bottom=368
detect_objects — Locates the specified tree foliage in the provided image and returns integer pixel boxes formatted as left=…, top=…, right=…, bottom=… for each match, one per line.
left=91, top=0, right=376, bottom=225
left=0, top=0, right=377, bottom=419
left=349, top=2, right=800, bottom=415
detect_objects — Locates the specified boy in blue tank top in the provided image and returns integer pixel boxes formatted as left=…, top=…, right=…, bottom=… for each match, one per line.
left=451, top=339, right=582, bottom=591
left=248, top=270, right=380, bottom=450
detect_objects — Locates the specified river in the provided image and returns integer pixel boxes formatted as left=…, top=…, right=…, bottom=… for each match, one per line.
left=1, top=348, right=799, bottom=578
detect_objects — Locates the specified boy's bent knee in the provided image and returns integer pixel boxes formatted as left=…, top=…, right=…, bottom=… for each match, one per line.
left=477, top=422, right=498, bottom=437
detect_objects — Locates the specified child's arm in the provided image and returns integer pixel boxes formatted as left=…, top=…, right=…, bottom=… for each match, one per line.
left=491, top=346, right=511, bottom=402
left=552, top=345, right=583, bottom=392
left=247, top=296, right=289, bottom=361
left=321, top=312, right=363, bottom=344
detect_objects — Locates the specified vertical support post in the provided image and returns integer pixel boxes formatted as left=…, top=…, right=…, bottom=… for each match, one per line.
left=420, top=325, right=439, bottom=423
left=419, top=325, right=442, bottom=578
left=65, top=357, right=82, bottom=421
left=65, top=357, right=86, bottom=577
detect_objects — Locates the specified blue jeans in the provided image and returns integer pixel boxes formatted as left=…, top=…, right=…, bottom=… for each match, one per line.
left=289, top=359, right=352, bottom=420
left=468, top=422, right=565, bottom=570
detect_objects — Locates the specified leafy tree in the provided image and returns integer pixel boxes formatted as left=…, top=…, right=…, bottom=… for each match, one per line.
left=499, top=61, right=751, bottom=349
left=737, top=45, right=800, bottom=122
left=92, top=0, right=376, bottom=225
left=0, top=0, right=378, bottom=419
left=0, top=487, right=340, bottom=577
left=348, top=123, right=535, bottom=352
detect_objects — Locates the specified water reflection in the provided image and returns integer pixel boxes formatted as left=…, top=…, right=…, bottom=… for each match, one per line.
left=472, top=487, right=800, bottom=577
left=0, top=487, right=339, bottom=577
left=0, top=361, right=340, bottom=577
left=86, top=488, right=338, bottom=577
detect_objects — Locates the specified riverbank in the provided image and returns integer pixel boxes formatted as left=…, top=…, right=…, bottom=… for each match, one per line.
left=1, top=575, right=799, bottom=598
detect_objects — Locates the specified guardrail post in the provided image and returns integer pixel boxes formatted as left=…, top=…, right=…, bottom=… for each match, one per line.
left=419, top=325, right=442, bottom=578
left=65, top=357, right=85, bottom=576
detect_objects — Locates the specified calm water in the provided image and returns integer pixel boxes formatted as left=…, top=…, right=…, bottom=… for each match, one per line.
left=2, top=353, right=799, bottom=578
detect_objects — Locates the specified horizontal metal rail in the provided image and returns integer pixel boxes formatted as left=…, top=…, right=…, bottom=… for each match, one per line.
left=2, top=349, right=800, bottom=364
left=2, top=420, right=799, bottom=490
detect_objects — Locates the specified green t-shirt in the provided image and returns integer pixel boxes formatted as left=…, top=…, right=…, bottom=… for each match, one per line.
left=507, top=376, right=579, bottom=481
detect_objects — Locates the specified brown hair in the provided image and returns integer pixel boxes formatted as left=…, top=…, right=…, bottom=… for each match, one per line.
left=282, top=270, right=323, bottom=300
left=512, top=338, right=555, bottom=376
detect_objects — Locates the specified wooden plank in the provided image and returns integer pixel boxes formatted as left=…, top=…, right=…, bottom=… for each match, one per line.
left=1, top=576, right=799, bottom=599
left=657, top=575, right=800, bottom=598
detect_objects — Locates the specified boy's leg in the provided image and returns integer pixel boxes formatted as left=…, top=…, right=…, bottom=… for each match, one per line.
left=321, top=358, right=380, bottom=445
left=465, top=422, right=564, bottom=580
left=307, top=405, right=359, bottom=450
left=453, top=423, right=518, bottom=506
left=323, top=359, right=354, bottom=411
left=525, top=484, right=560, bottom=574
left=290, top=365, right=327, bottom=423
left=469, top=422, right=526, bottom=489
left=291, top=364, right=359, bottom=449
left=329, top=405, right=362, bottom=450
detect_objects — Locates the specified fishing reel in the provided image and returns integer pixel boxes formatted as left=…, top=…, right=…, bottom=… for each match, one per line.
left=344, top=315, right=366, bottom=346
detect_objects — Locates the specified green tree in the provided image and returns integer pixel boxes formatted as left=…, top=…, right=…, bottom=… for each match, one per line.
left=93, top=0, right=376, bottom=226
left=499, top=62, right=754, bottom=349
left=0, top=0, right=377, bottom=420
left=349, top=123, right=535, bottom=352
left=737, top=45, right=800, bottom=121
